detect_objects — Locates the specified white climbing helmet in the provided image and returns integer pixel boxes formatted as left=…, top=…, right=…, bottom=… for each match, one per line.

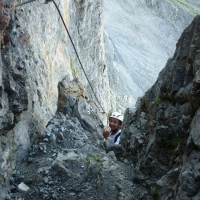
left=109, top=112, right=123, bottom=122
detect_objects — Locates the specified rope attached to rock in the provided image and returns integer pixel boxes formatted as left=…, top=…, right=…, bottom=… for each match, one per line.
left=15, top=0, right=106, bottom=115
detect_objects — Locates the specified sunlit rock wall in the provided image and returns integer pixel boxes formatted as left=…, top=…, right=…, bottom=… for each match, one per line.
left=0, top=0, right=110, bottom=198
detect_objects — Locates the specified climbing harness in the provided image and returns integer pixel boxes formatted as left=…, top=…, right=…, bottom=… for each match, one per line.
left=15, top=0, right=106, bottom=115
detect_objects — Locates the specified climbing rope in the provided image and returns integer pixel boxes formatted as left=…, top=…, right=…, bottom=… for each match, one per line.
left=15, top=0, right=106, bottom=115
left=51, top=0, right=106, bottom=114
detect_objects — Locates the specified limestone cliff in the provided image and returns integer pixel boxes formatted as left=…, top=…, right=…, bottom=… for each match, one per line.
left=0, top=0, right=110, bottom=198
left=104, top=0, right=197, bottom=110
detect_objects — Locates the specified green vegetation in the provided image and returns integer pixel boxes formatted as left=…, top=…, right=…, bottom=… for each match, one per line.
left=69, top=57, right=80, bottom=80
left=151, top=186, right=159, bottom=200
left=168, top=0, right=200, bottom=15
left=139, top=96, right=147, bottom=111
left=154, top=98, right=161, bottom=105
left=165, top=135, right=180, bottom=150
left=86, top=153, right=102, bottom=165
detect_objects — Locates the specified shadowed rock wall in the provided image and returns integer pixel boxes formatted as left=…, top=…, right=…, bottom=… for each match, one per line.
left=121, top=15, right=200, bottom=199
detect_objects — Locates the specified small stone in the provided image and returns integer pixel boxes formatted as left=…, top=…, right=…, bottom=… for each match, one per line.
left=18, top=182, right=30, bottom=192
left=48, top=181, right=54, bottom=185
left=52, top=153, right=57, bottom=157
left=43, top=138, right=49, bottom=142
left=27, top=157, right=33, bottom=163
left=68, top=192, right=76, bottom=196
left=44, top=177, right=49, bottom=183
left=47, top=132, right=51, bottom=137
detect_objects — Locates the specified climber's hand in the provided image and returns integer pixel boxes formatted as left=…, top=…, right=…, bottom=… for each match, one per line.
left=103, top=127, right=111, bottom=139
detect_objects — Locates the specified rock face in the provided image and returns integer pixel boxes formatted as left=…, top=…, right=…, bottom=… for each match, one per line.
left=9, top=79, right=135, bottom=200
left=0, top=0, right=110, bottom=198
left=104, top=0, right=197, bottom=110
left=121, top=15, right=200, bottom=199
left=1, top=0, right=200, bottom=199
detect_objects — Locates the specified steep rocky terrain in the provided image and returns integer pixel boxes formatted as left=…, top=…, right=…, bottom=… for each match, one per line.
left=9, top=80, right=135, bottom=200
left=104, top=0, right=198, bottom=110
left=1, top=0, right=200, bottom=199
left=121, top=15, right=200, bottom=200
left=0, top=0, right=110, bottom=198
left=7, top=15, right=200, bottom=200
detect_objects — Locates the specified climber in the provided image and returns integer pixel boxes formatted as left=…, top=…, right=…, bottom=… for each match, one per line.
left=103, top=112, right=123, bottom=144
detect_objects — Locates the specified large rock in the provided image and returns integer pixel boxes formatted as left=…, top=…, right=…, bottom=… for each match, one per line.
left=121, top=15, right=200, bottom=199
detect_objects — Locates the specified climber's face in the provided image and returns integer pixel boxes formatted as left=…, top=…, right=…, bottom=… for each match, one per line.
left=109, top=117, right=121, bottom=131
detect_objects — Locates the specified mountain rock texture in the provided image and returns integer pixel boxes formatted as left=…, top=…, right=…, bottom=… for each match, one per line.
left=104, top=0, right=197, bottom=110
left=1, top=0, right=200, bottom=199
left=9, top=80, right=135, bottom=200
left=121, top=15, right=200, bottom=200
left=0, top=0, right=110, bottom=198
